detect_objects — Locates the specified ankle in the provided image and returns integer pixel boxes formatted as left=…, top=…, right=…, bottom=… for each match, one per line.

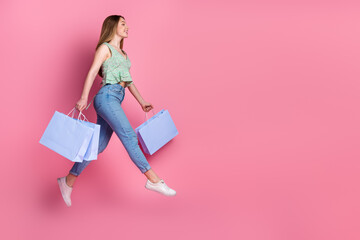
left=65, top=176, right=73, bottom=188
left=149, top=178, right=161, bottom=184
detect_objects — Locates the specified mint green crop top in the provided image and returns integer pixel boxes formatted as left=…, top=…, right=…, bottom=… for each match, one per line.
left=101, top=42, right=133, bottom=88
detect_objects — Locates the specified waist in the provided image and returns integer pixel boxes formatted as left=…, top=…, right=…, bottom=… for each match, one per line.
left=105, top=82, right=126, bottom=87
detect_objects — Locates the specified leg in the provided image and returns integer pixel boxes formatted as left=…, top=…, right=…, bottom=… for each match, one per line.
left=96, top=93, right=153, bottom=175
left=144, top=168, right=161, bottom=183
left=66, top=113, right=114, bottom=187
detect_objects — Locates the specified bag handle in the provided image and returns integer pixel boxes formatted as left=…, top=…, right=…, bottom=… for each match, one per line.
left=66, top=93, right=95, bottom=120
left=144, top=108, right=156, bottom=122
left=67, top=107, right=89, bottom=122
left=79, top=111, right=89, bottom=122
left=85, top=95, right=95, bottom=110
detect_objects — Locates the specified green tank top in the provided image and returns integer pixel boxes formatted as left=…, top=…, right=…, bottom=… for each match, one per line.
left=101, top=42, right=133, bottom=88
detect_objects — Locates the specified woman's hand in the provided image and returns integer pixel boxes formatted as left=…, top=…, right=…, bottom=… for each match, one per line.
left=141, top=101, right=154, bottom=112
left=75, top=98, right=88, bottom=112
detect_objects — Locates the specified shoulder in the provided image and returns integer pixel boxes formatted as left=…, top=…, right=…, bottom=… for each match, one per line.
left=99, top=42, right=111, bottom=50
left=97, top=43, right=112, bottom=54
left=95, top=43, right=112, bottom=62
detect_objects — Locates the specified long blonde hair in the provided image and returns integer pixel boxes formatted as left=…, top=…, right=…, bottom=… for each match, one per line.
left=96, top=15, right=125, bottom=78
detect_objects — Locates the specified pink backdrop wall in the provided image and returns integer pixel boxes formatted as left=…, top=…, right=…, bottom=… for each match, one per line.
left=1, top=0, right=360, bottom=239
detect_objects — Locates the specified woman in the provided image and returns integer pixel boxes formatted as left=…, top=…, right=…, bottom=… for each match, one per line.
left=57, top=15, right=176, bottom=207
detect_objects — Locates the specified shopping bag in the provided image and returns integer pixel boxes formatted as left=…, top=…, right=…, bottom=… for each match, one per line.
left=68, top=108, right=100, bottom=161
left=135, top=109, right=178, bottom=155
left=39, top=108, right=95, bottom=162
left=79, top=94, right=100, bottom=160
left=81, top=120, right=100, bottom=161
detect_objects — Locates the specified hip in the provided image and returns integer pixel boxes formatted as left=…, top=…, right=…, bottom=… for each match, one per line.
left=94, top=83, right=125, bottom=110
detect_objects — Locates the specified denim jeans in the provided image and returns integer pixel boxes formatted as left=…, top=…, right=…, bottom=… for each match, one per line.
left=69, top=83, right=152, bottom=176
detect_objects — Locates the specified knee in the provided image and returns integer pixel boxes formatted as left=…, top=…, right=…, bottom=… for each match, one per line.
left=131, top=132, right=139, bottom=145
left=126, top=131, right=139, bottom=147
left=98, top=140, right=110, bottom=153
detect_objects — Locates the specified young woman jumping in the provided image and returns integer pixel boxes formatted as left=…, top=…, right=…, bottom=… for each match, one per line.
left=57, top=15, right=176, bottom=207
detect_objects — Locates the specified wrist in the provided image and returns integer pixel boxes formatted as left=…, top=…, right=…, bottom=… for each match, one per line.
left=81, top=96, right=88, bottom=101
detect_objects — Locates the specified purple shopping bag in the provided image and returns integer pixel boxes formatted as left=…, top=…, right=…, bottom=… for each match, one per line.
left=135, top=109, right=178, bottom=155
left=39, top=108, right=95, bottom=162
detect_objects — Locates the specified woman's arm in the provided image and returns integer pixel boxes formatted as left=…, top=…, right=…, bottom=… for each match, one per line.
left=76, top=45, right=109, bottom=111
left=128, top=83, right=154, bottom=112
left=128, top=83, right=145, bottom=105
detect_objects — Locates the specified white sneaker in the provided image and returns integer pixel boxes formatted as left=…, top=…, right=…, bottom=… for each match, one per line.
left=57, top=176, right=73, bottom=207
left=145, top=179, right=176, bottom=196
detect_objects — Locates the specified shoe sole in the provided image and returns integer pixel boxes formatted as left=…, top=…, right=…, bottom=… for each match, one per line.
left=57, top=178, right=72, bottom=207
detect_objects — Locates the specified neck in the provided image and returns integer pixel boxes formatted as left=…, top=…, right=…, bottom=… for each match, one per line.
left=109, top=38, right=122, bottom=49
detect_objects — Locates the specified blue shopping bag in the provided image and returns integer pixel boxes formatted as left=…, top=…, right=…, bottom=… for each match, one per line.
left=81, top=120, right=100, bottom=161
left=39, top=108, right=96, bottom=162
left=75, top=97, right=100, bottom=161
left=135, top=109, right=178, bottom=155
left=67, top=107, right=101, bottom=161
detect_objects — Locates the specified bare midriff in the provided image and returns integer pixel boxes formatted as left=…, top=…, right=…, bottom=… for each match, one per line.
left=117, top=82, right=126, bottom=88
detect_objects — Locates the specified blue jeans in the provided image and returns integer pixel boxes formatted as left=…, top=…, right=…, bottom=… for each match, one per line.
left=69, top=83, right=152, bottom=176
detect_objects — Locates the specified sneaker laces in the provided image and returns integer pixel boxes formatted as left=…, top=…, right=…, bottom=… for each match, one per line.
left=160, top=180, right=171, bottom=190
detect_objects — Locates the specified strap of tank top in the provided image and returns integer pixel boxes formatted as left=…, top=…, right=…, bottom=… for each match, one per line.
left=103, top=42, right=115, bottom=55
left=103, top=42, right=127, bottom=59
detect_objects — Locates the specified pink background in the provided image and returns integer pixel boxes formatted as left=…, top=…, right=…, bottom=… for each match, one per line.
left=1, top=0, right=360, bottom=239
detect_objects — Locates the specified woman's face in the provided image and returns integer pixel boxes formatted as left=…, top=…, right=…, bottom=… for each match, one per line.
left=116, top=18, right=129, bottom=38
